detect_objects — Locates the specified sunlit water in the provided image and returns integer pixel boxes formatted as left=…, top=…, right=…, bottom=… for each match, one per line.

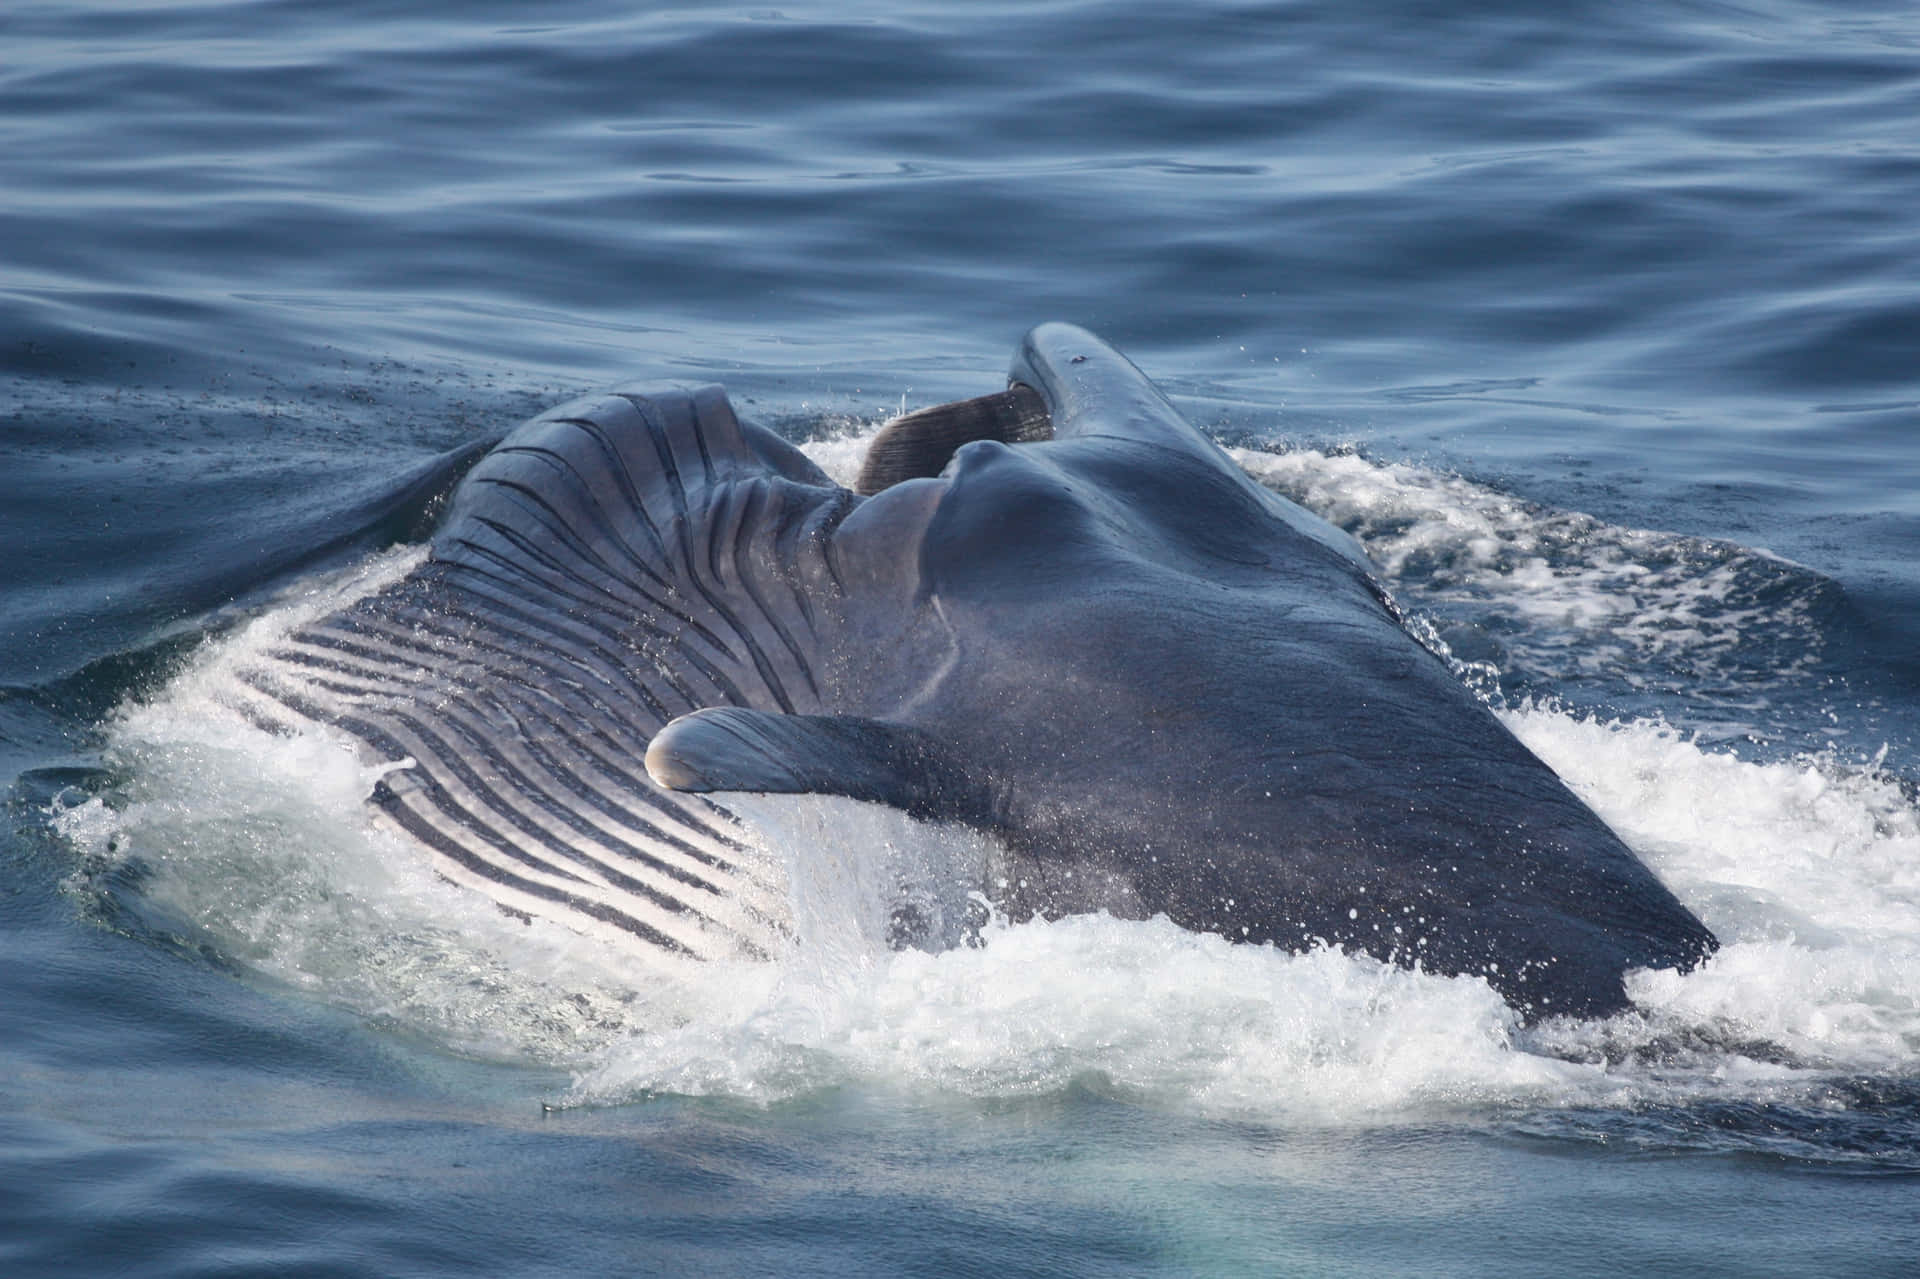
left=8, top=0, right=1920, bottom=1274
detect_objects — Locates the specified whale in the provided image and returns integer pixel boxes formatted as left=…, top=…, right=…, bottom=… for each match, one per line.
left=236, top=323, right=1716, bottom=1020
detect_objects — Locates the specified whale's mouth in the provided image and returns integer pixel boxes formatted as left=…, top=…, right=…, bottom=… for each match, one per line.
left=853, top=382, right=1052, bottom=495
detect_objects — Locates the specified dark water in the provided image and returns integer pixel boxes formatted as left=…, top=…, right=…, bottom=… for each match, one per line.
left=6, top=1, right=1920, bottom=1274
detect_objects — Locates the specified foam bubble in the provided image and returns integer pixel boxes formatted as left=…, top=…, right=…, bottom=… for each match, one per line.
left=1500, top=705, right=1920, bottom=1071
left=1231, top=445, right=1836, bottom=735
left=798, top=429, right=877, bottom=488
left=570, top=910, right=1568, bottom=1119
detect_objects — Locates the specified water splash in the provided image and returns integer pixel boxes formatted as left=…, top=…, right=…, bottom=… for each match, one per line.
left=1231, top=445, right=1840, bottom=739
left=43, top=437, right=1920, bottom=1134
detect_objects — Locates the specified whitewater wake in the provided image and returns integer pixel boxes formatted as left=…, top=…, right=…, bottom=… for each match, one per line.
left=48, top=433, right=1919, bottom=1125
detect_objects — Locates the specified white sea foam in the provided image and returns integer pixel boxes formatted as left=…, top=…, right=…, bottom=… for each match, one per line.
left=1503, top=705, right=1920, bottom=1072
left=798, top=429, right=876, bottom=488
left=1230, top=445, right=1830, bottom=721
left=51, top=442, right=1920, bottom=1121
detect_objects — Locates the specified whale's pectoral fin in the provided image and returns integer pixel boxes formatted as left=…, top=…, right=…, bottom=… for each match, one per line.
left=854, top=385, right=1052, bottom=495
left=647, top=707, right=993, bottom=828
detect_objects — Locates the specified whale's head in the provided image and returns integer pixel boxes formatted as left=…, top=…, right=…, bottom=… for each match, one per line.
left=242, top=322, right=1716, bottom=1021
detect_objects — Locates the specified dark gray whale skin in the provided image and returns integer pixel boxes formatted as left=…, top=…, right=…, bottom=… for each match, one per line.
left=246, top=323, right=1715, bottom=1021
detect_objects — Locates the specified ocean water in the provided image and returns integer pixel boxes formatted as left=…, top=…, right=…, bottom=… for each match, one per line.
left=5, top=1, right=1919, bottom=1274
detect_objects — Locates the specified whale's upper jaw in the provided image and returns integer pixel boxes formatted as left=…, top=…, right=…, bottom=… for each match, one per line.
left=1008, top=324, right=1375, bottom=572
left=1011, top=321, right=1174, bottom=437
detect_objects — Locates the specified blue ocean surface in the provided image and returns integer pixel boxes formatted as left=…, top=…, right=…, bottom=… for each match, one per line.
left=5, top=1, right=1919, bottom=1274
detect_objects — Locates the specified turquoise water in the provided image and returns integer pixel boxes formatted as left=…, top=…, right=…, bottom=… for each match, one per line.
left=5, top=1, right=1919, bottom=1273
